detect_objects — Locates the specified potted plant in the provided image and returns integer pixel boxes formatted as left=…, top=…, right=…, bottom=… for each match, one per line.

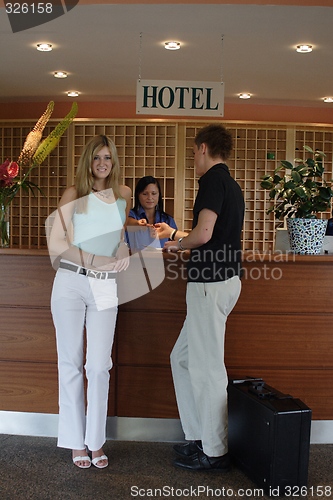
left=0, top=101, right=78, bottom=247
left=260, top=145, right=333, bottom=254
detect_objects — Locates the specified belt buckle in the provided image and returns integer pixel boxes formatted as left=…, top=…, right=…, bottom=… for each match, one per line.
left=79, top=267, right=87, bottom=276
left=86, top=269, right=107, bottom=280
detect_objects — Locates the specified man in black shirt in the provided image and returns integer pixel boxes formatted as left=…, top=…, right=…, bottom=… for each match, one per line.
left=161, top=123, right=245, bottom=471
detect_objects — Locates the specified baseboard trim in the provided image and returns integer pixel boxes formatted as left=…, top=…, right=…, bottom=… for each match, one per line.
left=0, top=411, right=184, bottom=442
left=0, top=411, right=331, bottom=444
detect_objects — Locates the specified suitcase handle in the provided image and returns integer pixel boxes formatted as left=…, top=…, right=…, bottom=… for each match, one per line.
left=231, top=378, right=293, bottom=400
left=249, top=381, right=293, bottom=400
left=232, top=377, right=264, bottom=385
left=249, top=384, right=276, bottom=399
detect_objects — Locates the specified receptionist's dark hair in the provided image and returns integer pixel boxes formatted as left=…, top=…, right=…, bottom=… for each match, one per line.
left=133, top=175, right=165, bottom=214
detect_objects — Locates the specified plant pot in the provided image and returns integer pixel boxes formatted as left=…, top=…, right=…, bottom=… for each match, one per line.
left=286, top=218, right=328, bottom=255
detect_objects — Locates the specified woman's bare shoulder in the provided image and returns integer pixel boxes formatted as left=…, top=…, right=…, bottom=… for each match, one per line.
left=59, top=185, right=78, bottom=206
left=119, top=184, right=132, bottom=201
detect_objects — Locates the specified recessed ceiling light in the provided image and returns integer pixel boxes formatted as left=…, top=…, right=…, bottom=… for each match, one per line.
left=164, top=41, right=181, bottom=50
left=67, top=91, right=79, bottom=97
left=239, top=93, right=251, bottom=99
left=323, top=97, right=333, bottom=103
left=54, top=71, right=68, bottom=79
left=296, top=44, right=313, bottom=53
left=37, top=43, right=53, bottom=52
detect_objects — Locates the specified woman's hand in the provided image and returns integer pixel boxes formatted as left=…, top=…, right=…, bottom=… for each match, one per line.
left=127, top=217, right=147, bottom=227
left=137, top=218, right=147, bottom=226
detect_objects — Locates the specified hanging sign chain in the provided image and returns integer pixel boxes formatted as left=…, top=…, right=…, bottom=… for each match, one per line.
left=138, top=32, right=143, bottom=82
left=220, top=34, right=224, bottom=84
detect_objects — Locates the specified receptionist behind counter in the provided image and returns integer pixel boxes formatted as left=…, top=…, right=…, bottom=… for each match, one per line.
left=126, top=175, right=177, bottom=251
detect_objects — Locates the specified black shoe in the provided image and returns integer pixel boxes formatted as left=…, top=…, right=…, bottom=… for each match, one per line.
left=173, top=450, right=231, bottom=472
left=173, top=440, right=202, bottom=457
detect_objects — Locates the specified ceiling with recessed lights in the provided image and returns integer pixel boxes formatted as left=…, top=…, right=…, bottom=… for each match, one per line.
left=0, top=2, right=333, bottom=107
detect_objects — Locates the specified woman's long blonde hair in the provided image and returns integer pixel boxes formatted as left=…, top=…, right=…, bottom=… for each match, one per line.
left=74, top=135, right=123, bottom=212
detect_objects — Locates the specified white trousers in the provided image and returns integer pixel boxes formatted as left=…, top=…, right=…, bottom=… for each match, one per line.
left=51, top=268, right=118, bottom=451
left=170, top=277, right=241, bottom=457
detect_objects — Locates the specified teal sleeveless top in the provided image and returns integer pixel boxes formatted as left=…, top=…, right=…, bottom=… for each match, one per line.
left=73, top=193, right=126, bottom=257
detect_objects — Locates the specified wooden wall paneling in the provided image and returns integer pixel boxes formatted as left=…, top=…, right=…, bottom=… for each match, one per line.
left=116, top=311, right=183, bottom=365
left=0, top=361, right=116, bottom=415
left=0, top=307, right=56, bottom=362
left=1, top=252, right=333, bottom=420
left=0, top=361, right=59, bottom=413
left=225, top=255, right=333, bottom=421
left=0, top=255, right=55, bottom=307
left=236, top=259, right=333, bottom=313
left=227, top=368, right=333, bottom=420
left=116, top=366, right=178, bottom=418
left=225, top=314, right=333, bottom=369
left=118, top=255, right=187, bottom=312
left=115, top=255, right=186, bottom=417
left=0, top=252, right=117, bottom=415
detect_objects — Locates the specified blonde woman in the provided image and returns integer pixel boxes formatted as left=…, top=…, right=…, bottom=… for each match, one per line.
left=49, top=135, right=131, bottom=469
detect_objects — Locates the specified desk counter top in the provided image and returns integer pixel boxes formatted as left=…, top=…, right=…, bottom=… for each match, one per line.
left=1, top=247, right=333, bottom=262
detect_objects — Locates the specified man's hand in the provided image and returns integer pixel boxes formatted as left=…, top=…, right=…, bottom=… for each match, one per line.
left=154, top=222, right=173, bottom=240
left=163, top=240, right=179, bottom=253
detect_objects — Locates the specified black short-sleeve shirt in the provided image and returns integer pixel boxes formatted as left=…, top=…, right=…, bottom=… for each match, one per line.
left=187, top=163, right=245, bottom=283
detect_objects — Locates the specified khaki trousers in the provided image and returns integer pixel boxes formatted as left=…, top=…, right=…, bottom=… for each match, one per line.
left=170, top=276, right=241, bottom=457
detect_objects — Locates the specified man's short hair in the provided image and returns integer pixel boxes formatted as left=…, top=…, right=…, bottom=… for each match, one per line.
left=194, top=124, right=233, bottom=160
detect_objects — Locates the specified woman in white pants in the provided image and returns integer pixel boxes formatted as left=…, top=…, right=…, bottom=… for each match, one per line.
left=49, top=135, right=131, bottom=469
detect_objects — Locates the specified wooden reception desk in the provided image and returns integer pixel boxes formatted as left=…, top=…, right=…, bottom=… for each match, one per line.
left=0, top=249, right=332, bottom=420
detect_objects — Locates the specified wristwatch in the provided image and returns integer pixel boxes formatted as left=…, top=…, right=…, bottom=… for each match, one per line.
left=178, top=237, right=186, bottom=251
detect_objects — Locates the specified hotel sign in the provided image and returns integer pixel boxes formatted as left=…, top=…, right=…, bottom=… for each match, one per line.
left=136, top=80, right=224, bottom=117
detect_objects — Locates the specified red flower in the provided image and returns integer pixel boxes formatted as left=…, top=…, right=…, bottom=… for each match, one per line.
left=7, top=161, right=19, bottom=178
left=0, top=159, right=19, bottom=187
left=0, top=159, right=10, bottom=175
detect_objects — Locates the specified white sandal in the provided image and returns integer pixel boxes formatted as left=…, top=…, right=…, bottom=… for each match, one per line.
left=73, top=455, right=91, bottom=469
left=92, top=454, right=108, bottom=469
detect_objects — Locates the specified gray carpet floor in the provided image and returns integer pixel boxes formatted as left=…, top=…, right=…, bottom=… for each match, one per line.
left=0, top=435, right=332, bottom=499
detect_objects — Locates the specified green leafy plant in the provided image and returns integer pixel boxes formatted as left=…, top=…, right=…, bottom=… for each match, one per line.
left=261, top=145, right=333, bottom=219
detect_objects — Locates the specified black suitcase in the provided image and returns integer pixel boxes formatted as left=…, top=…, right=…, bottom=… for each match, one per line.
left=228, top=378, right=312, bottom=497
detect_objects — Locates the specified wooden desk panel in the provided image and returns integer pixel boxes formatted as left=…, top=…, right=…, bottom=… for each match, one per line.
left=0, top=361, right=59, bottom=413
left=116, top=311, right=183, bottom=365
left=118, top=264, right=187, bottom=312
left=1, top=252, right=333, bottom=420
left=0, top=255, right=54, bottom=308
left=225, top=313, right=333, bottom=369
left=237, top=259, right=332, bottom=314
left=116, top=365, right=178, bottom=418
left=1, top=307, right=56, bottom=362
left=0, top=360, right=116, bottom=415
